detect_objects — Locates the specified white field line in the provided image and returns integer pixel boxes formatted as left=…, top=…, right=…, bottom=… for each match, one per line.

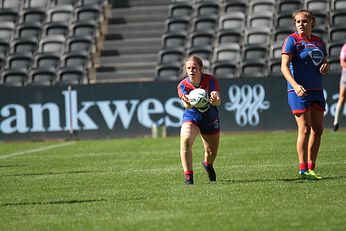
left=0, top=142, right=76, bottom=160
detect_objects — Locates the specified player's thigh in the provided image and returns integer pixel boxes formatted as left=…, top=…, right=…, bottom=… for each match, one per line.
left=310, top=107, right=324, bottom=136
left=339, top=86, right=346, bottom=103
left=201, top=133, right=220, bottom=154
left=180, top=122, right=200, bottom=147
left=295, top=109, right=312, bottom=131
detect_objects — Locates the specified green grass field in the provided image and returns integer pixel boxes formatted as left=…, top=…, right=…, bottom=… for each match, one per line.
left=0, top=130, right=346, bottom=231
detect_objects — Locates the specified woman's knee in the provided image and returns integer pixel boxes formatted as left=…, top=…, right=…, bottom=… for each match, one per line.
left=181, top=136, right=193, bottom=152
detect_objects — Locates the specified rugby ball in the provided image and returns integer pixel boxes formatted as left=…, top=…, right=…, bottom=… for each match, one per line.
left=188, top=88, right=209, bottom=109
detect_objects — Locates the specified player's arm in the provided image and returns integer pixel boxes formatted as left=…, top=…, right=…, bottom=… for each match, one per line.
left=281, top=53, right=307, bottom=97
left=210, top=91, right=221, bottom=106
left=340, top=52, right=346, bottom=68
left=320, top=57, right=329, bottom=75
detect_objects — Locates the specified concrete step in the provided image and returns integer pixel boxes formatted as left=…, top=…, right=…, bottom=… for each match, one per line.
left=96, top=61, right=157, bottom=70
left=128, top=0, right=169, bottom=7
left=103, top=37, right=161, bottom=49
left=98, top=53, right=158, bottom=64
left=111, top=5, right=168, bottom=16
left=108, top=13, right=168, bottom=24
left=112, top=0, right=169, bottom=8
left=105, top=28, right=164, bottom=39
left=106, top=21, right=165, bottom=32
left=101, top=44, right=160, bottom=55
left=95, top=68, right=156, bottom=83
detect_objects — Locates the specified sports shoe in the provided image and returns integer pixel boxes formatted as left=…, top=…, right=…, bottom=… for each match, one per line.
left=184, top=174, right=194, bottom=185
left=298, top=170, right=310, bottom=180
left=308, top=169, right=322, bottom=180
left=333, top=123, right=339, bottom=132
left=202, top=161, right=216, bottom=181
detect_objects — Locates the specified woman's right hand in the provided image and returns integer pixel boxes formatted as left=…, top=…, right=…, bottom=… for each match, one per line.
left=181, top=95, right=192, bottom=109
left=294, top=84, right=307, bottom=97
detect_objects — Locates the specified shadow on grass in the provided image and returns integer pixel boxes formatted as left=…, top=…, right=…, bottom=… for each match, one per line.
left=221, top=175, right=346, bottom=184
left=1, top=199, right=107, bottom=207
left=0, top=164, right=25, bottom=168
left=1, top=170, right=106, bottom=177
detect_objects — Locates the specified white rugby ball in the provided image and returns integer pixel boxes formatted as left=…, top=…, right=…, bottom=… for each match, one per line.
left=188, top=88, right=209, bottom=108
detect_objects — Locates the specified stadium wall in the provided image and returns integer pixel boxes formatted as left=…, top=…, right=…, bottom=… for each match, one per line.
left=0, top=74, right=343, bottom=141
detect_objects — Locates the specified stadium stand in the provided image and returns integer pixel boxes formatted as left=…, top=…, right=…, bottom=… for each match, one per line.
left=223, top=0, right=247, bottom=14
left=0, top=0, right=344, bottom=85
left=0, top=0, right=109, bottom=86
left=95, top=0, right=168, bottom=83
left=153, top=0, right=344, bottom=81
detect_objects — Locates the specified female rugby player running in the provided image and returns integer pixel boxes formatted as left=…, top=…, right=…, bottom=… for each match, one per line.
left=177, top=55, right=221, bottom=185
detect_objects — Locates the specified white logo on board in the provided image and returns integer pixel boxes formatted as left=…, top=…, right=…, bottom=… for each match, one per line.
left=224, top=84, right=270, bottom=127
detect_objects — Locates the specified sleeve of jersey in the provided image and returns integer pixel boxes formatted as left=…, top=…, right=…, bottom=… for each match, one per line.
left=281, top=35, right=295, bottom=55
left=321, top=40, right=328, bottom=57
left=211, top=76, right=220, bottom=92
left=177, top=81, right=187, bottom=99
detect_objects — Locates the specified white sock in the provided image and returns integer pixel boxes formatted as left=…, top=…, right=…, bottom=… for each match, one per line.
left=334, top=103, right=342, bottom=125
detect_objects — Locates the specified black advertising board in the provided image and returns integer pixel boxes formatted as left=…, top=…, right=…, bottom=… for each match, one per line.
left=0, top=75, right=343, bottom=141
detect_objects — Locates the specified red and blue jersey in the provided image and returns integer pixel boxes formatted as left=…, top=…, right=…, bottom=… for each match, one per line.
left=281, top=32, right=327, bottom=91
left=177, top=73, right=220, bottom=134
left=177, top=73, right=220, bottom=98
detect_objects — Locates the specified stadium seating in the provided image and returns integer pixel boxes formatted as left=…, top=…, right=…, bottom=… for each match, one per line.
left=195, top=1, right=220, bottom=17
left=152, top=0, right=341, bottom=81
left=0, top=8, right=18, bottom=24
left=216, top=29, right=243, bottom=45
left=211, top=60, right=239, bottom=79
left=158, top=47, right=185, bottom=65
left=155, top=63, right=181, bottom=81
left=165, top=16, right=190, bottom=33
left=0, top=0, right=108, bottom=86
left=223, top=0, right=248, bottom=14
left=331, top=0, right=346, bottom=10
left=1, top=68, right=28, bottom=86
left=248, top=0, right=276, bottom=14
left=10, top=37, right=38, bottom=54
left=29, top=68, right=56, bottom=86
left=277, top=0, right=302, bottom=13
left=20, top=8, right=46, bottom=24
left=2, top=0, right=22, bottom=9
left=16, top=22, right=42, bottom=39
left=1, top=0, right=343, bottom=85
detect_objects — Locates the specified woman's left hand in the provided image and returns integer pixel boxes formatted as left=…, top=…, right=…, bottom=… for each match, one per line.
left=209, top=91, right=221, bottom=106
left=320, top=62, right=329, bottom=75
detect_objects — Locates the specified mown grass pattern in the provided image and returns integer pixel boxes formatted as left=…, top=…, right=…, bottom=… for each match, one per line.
left=0, top=130, right=345, bottom=231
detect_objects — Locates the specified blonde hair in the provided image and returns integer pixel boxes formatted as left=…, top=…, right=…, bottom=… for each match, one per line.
left=184, top=55, right=204, bottom=71
left=292, top=9, right=315, bottom=28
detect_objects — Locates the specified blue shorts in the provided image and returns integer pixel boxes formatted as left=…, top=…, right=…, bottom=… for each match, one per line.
left=288, top=90, right=325, bottom=115
left=182, top=106, right=220, bottom=135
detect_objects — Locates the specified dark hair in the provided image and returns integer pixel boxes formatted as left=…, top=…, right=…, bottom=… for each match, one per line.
left=292, top=9, right=315, bottom=28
